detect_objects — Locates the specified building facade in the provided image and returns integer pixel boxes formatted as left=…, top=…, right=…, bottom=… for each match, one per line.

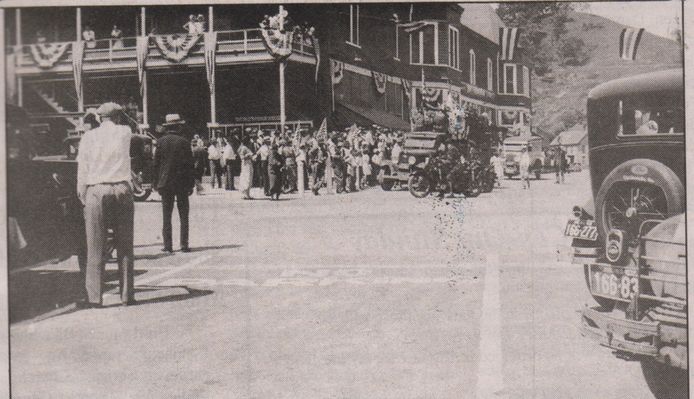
left=5, top=3, right=532, bottom=146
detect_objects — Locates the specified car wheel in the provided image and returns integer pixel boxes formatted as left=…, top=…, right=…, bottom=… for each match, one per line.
left=407, top=172, right=431, bottom=198
left=641, top=359, right=688, bottom=399
left=583, top=264, right=615, bottom=310
left=595, top=159, right=684, bottom=239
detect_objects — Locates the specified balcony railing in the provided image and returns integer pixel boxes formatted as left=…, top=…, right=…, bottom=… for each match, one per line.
left=14, top=28, right=316, bottom=70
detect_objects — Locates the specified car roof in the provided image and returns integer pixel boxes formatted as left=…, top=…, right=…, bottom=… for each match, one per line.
left=588, top=69, right=682, bottom=100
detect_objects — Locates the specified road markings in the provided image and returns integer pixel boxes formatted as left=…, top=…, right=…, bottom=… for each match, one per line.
left=136, top=255, right=212, bottom=286
left=476, top=253, right=507, bottom=398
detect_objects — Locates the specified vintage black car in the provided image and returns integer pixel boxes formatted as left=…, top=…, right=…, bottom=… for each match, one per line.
left=379, top=131, right=447, bottom=191
left=7, top=105, right=86, bottom=271
left=566, top=69, right=686, bottom=399
left=63, top=122, right=155, bottom=201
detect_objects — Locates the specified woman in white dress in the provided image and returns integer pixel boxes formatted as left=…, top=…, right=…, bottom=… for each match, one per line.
left=237, top=137, right=255, bottom=199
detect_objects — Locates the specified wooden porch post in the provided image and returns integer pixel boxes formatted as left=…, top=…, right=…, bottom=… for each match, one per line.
left=141, top=7, right=148, bottom=128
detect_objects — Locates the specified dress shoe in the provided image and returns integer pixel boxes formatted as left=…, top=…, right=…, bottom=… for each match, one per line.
left=180, top=247, right=191, bottom=253
left=162, top=247, right=174, bottom=253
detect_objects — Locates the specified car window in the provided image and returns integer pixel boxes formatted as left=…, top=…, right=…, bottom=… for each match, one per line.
left=618, top=97, right=683, bottom=136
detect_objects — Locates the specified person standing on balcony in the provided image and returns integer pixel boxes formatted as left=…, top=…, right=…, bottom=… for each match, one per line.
left=111, top=25, right=124, bottom=49
left=83, top=25, right=96, bottom=49
left=76, top=102, right=135, bottom=308
left=207, top=140, right=223, bottom=189
left=196, top=15, right=206, bottom=34
left=154, top=114, right=195, bottom=253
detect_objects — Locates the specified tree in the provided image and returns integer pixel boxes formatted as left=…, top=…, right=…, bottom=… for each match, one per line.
left=558, top=37, right=590, bottom=66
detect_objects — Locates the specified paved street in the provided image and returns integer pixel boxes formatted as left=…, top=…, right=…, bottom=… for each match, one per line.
left=10, top=171, right=657, bottom=398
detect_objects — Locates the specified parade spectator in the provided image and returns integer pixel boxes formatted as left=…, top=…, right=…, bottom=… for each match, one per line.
left=191, top=139, right=206, bottom=194
left=154, top=114, right=195, bottom=253
left=82, top=25, right=96, bottom=49
left=267, top=142, right=284, bottom=200
left=207, top=140, right=223, bottom=189
left=183, top=15, right=197, bottom=35
left=237, top=137, right=254, bottom=200
left=296, top=144, right=307, bottom=191
left=554, top=145, right=566, bottom=184
left=490, top=150, right=504, bottom=187
left=391, top=136, right=402, bottom=165
left=255, top=137, right=270, bottom=196
left=36, top=30, right=47, bottom=44
left=280, top=139, right=297, bottom=193
left=519, top=146, right=531, bottom=189
left=361, top=145, right=372, bottom=187
left=310, top=139, right=326, bottom=195
left=76, top=102, right=134, bottom=308
left=222, top=138, right=237, bottom=191
left=111, top=25, right=124, bottom=49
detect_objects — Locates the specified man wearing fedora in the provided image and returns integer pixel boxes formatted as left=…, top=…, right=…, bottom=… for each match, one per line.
left=154, top=114, right=195, bottom=252
left=77, top=102, right=135, bottom=308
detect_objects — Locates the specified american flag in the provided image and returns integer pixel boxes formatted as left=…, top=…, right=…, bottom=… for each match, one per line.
left=136, top=36, right=149, bottom=96
left=315, top=118, right=328, bottom=141
left=72, top=41, right=85, bottom=106
left=620, top=28, right=645, bottom=60
left=499, top=27, right=520, bottom=61
left=204, top=32, right=217, bottom=96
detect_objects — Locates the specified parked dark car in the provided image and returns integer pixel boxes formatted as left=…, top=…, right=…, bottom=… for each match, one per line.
left=565, top=69, right=686, bottom=399
left=379, top=131, right=447, bottom=191
left=7, top=105, right=86, bottom=270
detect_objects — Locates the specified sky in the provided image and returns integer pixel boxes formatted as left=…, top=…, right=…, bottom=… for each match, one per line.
left=586, top=1, right=682, bottom=39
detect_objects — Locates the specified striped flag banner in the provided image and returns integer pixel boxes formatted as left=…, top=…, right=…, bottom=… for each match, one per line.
left=620, top=28, right=645, bottom=60
left=315, top=118, right=328, bottom=141
left=136, top=36, right=150, bottom=96
left=71, top=41, right=85, bottom=107
left=499, top=27, right=519, bottom=61
left=204, top=32, right=217, bottom=96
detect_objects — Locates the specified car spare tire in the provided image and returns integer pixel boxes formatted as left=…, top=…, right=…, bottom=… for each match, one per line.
left=595, top=159, right=684, bottom=239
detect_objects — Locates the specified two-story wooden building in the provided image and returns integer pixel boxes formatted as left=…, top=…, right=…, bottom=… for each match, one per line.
left=5, top=3, right=532, bottom=145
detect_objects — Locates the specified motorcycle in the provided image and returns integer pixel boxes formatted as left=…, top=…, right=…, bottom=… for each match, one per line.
left=407, top=156, right=482, bottom=198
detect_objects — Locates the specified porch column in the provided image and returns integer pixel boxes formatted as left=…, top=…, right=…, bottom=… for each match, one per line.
left=76, top=8, right=84, bottom=113
left=209, top=6, right=216, bottom=124
left=15, top=9, right=21, bottom=46
left=140, top=7, right=148, bottom=127
left=15, top=9, right=22, bottom=106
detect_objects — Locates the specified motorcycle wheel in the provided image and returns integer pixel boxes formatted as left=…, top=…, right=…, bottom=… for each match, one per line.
left=407, top=173, right=431, bottom=198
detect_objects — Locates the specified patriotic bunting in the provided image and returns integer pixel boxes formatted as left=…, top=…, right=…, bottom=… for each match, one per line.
left=259, top=17, right=295, bottom=61
left=399, top=20, right=433, bottom=33
left=422, top=88, right=442, bottom=104
left=331, top=60, right=344, bottom=85
left=71, top=41, right=85, bottom=107
left=29, top=42, right=70, bottom=69
left=312, top=37, right=321, bottom=85
left=153, top=34, right=202, bottom=62
left=401, top=78, right=411, bottom=102
left=620, top=28, right=645, bottom=60
left=136, top=36, right=150, bottom=96
left=372, top=71, right=387, bottom=94
left=204, top=32, right=217, bottom=96
left=499, top=27, right=519, bottom=61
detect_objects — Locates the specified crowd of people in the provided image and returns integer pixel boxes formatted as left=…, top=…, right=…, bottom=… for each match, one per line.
left=189, top=125, right=407, bottom=199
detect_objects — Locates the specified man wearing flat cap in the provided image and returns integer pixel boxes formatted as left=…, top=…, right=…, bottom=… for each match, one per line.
left=154, top=114, right=195, bottom=252
left=76, top=102, right=135, bottom=308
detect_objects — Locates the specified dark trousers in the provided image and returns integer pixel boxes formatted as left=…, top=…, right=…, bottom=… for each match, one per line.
left=84, top=182, right=134, bottom=305
left=261, top=160, right=269, bottom=195
left=209, top=160, right=222, bottom=188
left=161, top=188, right=189, bottom=250
left=225, top=161, right=235, bottom=190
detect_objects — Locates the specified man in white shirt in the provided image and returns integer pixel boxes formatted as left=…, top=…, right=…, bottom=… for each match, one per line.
left=207, top=140, right=223, bottom=189
left=519, top=146, right=531, bottom=190
left=256, top=137, right=271, bottom=195
left=76, top=102, right=134, bottom=308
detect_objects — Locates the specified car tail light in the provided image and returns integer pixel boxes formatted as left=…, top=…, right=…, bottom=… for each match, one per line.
left=605, top=229, right=626, bottom=263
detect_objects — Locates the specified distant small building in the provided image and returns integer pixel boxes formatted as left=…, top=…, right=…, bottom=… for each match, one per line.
left=551, top=127, right=588, bottom=166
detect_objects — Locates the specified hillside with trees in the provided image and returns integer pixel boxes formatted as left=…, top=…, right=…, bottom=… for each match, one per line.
left=497, top=4, right=682, bottom=140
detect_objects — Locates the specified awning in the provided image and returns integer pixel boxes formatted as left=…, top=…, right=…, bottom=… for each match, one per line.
left=334, top=102, right=411, bottom=131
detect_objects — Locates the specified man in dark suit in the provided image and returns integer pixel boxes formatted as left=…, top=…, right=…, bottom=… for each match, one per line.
left=153, top=114, right=195, bottom=252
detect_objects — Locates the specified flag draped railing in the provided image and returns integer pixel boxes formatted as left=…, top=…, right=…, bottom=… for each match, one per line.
left=30, top=42, right=70, bottom=69
left=71, top=41, right=85, bottom=107
left=153, top=34, right=202, bottom=62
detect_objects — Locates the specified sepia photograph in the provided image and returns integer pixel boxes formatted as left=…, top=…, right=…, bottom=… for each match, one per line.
left=2, top=0, right=688, bottom=398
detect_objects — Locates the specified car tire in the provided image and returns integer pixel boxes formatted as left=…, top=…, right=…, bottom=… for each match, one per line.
left=583, top=264, right=615, bottom=310
left=595, top=159, right=684, bottom=238
left=641, top=359, right=688, bottom=399
left=380, top=167, right=394, bottom=191
left=407, top=172, right=431, bottom=198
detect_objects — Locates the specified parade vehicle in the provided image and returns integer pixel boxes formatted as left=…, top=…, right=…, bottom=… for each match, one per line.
left=566, top=69, right=686, bottom=399
left=407, top=151, right=486, bottom=199
left=63, top=113, right=155, bottom=201
left=379, top=131, right=447, bottom=191
left=502, top=135, right=544, bottom=179
left=7, top=105, right=87, bottom=270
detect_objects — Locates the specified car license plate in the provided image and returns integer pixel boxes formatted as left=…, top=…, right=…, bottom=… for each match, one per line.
left=589, top=264, right=638, bottom=301
left=564, top=219, right=598, bottom=241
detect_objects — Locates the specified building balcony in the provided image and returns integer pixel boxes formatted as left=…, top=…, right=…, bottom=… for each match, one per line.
left=12, top=28, right=317, bottom=76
